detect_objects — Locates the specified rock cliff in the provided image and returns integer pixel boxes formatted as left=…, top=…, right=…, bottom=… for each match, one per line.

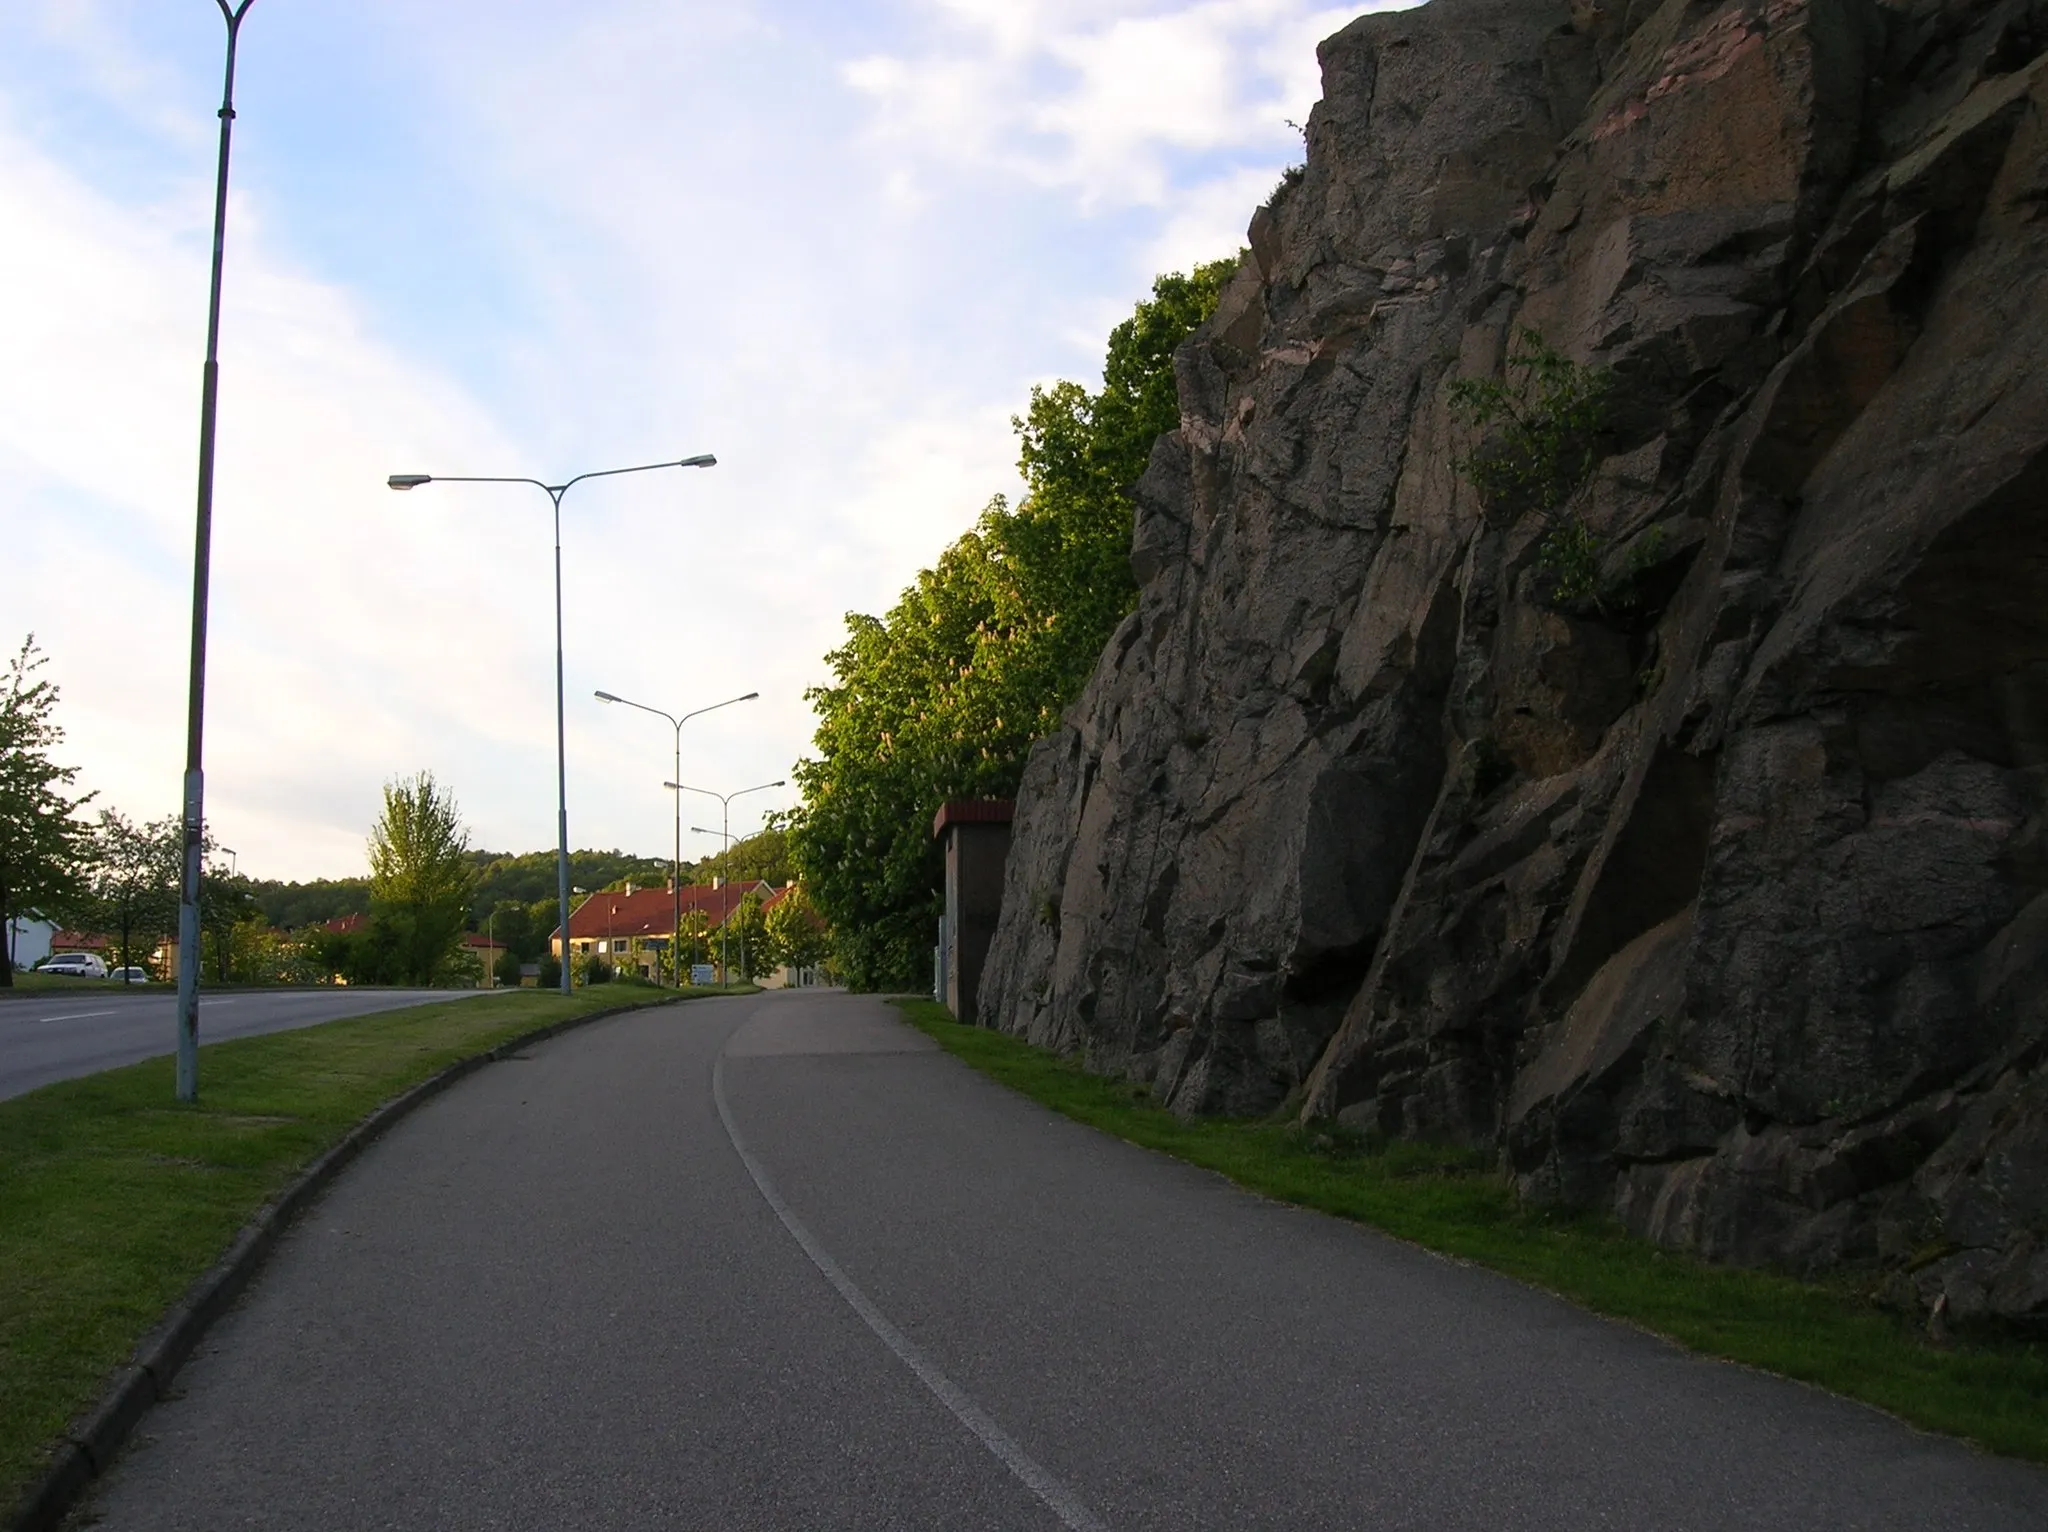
left=978, top=0, right=2048, bottom=1324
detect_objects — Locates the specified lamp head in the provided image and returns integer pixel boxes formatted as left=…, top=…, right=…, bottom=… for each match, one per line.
left=387, top=474, right=431, bottom=491
left=741, top=691, right=761, bottom=702
left=595, top=690, right=620, bottom=703
left=678, top=454, right=717, bottom=469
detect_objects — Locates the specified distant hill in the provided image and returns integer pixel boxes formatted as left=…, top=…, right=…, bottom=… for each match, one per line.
left=250, top=829, right=792, bottom=930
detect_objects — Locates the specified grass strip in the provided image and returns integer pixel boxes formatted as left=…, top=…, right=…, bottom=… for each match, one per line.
left=0, top=984, right=744, bottom=1510
left=895, top=998, right=2048, bottom=1462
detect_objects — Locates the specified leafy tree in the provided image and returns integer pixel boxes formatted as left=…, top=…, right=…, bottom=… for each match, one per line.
left=366, top=771, right=476, bottom=985
left=494, top=947, right=524, bottom=989
left=764, top=884, right=831, bottom=974
left=726, top=888, right=773, bottom=981
left=83, top=810, right=180, bottom=981
left=202, top=865, right=261, bottom=984
left=786, top=261, right=1235, bottom=989
left=0, top=636, right=94, bottom=982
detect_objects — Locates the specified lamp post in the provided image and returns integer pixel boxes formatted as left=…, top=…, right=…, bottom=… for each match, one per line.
left=675, top=777, right=783, bottom=979
left=594, top=689, right=758, bottom=984
left=174, top=0, right=261, bottom=1105
left=386, top=454, right=716, bottom=995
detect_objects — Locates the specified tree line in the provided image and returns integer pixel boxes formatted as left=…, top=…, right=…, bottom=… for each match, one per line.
left=783, top=260, right=1234, bottom=990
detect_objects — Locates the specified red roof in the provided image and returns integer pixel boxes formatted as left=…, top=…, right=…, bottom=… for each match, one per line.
left=50, top=930, right=111, bottom=951
left=932, top=799, right=1015, bottom=839
left=552, top=883, right=775, bottom=941
left=461, top=932, right=507, bottom=953
left=324, top=913, right=368, bottom=935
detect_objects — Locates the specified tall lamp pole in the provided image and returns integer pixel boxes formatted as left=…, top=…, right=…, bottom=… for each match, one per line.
left=594, top=689, right=758, bottom=984
left=175, top=0, right=261, bottom=1104
left=675, top=777, right=783, bottom=980
left=386, top=455, right=716, bottom=994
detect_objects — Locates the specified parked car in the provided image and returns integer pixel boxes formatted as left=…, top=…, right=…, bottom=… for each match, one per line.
left=37, top=953, right=108, bottom=978
left=108, top=966, right=151, bottom=984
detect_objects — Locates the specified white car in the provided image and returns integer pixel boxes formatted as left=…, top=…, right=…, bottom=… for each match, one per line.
left=109, top=966, right=151, bottom=984
left=38, top=953, right=108, bottom=978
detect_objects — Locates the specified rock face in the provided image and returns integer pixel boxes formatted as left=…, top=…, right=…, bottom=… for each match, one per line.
left=978, top=0, right=2048, bottom=1325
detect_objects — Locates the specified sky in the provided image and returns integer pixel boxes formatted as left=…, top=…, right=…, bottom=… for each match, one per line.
left=3, top=0, right=1404, bottom=883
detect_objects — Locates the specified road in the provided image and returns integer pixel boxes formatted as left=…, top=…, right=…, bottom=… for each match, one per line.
left=83, top=989, right=2048, bottom=1530
left=0, top=987, right=484, bottom=1101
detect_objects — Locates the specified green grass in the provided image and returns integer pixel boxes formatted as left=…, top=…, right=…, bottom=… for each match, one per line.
left=0, top=974, right=155, bottom=997
left=0, top=984, right=728, bottom=1512
left=895, top=999, right=2048, bottom=1461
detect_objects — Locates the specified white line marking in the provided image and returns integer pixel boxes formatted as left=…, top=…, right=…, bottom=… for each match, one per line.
left=712, top=1049, right=1107, bottom=1532
left=34, top=1009, right=119, bottom=1024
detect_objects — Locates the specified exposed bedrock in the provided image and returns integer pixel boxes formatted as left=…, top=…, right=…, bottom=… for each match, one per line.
left=978, top=0, right=2048, bottom=1324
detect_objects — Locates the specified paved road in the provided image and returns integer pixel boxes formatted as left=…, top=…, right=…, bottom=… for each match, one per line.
left=83, top=989, right=2048, bottom=1529
left=0, top=987, right=483, bottom=1101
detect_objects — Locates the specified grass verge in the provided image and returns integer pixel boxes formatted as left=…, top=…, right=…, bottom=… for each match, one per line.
left=0, top=984, right=734, bottom=1511
left=895, top=998, right=2048, bottom=1462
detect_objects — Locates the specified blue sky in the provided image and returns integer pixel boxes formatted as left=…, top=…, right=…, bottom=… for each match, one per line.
left=4, top=0, right=1401, bottom=881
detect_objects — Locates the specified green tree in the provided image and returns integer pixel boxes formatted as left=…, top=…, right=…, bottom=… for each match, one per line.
left=83, top=810, right=180, bottom=981
left=786, top=260, right=1235, bottom=989
left=0, top=636, right=94, bottom=983
left=727, top=888, right=772, bottom=981
left=764, top=884, right=831, bottom=974
left=202, top=862, right=260, bottom=984
left=366, top=771, right=476, bottom=986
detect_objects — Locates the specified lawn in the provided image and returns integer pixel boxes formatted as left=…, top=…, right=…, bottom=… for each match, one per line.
left=0, top=984, right=739, bottom=1515
left=894, top=998, right=2048, bottom=1463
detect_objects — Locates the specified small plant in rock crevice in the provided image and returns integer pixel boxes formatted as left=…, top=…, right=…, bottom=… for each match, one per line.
left=1450, top=329, right=1636, bottom=617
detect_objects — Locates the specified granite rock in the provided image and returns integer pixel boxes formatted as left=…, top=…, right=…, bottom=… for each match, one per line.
left=979, top=0, right=2048, bottom=1324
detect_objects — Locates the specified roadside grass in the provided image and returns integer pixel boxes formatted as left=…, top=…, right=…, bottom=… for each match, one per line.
left=0, top=975, right=153, bottom=997
left=0, top=984, right=735, bottom=1512
left=894, top=998, right=2048, bottom=1463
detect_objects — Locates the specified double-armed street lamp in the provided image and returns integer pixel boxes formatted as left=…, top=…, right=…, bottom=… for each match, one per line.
left=174, top=0, right=261, bottom=1103
left=594, top=689, right=759, bottom=985
left=385, top=455, right=716, bottom=994
left=674, top=777, right=784, bottom=979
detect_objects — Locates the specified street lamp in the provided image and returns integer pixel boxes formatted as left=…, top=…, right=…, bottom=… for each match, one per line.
left=385, top=455, right=716, bottom=994
left=674, top=777, right=784, bottom=980
left=594, top=689, right=758, bottom=984
left=174, top=0, right=261, bottom=1104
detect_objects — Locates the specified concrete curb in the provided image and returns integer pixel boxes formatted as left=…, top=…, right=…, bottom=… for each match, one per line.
left=8, top=995, right=682, bottom=1532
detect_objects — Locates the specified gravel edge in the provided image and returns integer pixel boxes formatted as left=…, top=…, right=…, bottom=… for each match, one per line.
left=8, top=995, right=677, bottom=1532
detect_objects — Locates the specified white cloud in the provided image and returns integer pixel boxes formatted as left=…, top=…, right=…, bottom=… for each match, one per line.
left=843, top=0, right=1387, bottom=210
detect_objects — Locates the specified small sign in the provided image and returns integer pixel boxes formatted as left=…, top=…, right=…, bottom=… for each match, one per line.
left=690, top=964, right=717, bottom=986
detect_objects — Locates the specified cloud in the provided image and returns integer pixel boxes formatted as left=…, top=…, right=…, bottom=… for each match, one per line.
left=3, top=1, right=1416, bottom=882
left=843, top=1, right=1391, bottom=211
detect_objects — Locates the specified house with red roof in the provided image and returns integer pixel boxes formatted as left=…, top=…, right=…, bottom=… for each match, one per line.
left=551, top=880, right=775, bottom=981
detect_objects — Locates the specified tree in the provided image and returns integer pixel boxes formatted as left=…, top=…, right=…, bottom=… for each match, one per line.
left=727, top=888, right=772, bottom=981
left=0, top=636, right=94, bottom=983
left=786, top=260, right=1236, bottom=988
left=367, top=771, right=476, bottom=986
left=83, top=810, right=180, bottom=981
left=764, top=884, right=830, bottom=975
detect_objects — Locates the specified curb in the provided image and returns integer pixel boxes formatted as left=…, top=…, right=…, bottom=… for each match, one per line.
left=8, top=995, right=682, bottom=1532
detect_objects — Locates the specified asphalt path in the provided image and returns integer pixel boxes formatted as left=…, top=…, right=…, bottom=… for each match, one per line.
left=0, top=987, right=483, bottom=1101
left=83, top=989, right=2048, bottom=1529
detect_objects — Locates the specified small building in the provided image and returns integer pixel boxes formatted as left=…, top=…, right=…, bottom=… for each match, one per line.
left=932, top=799, right=1013, bottom=1025
left=7, top=916, right=55, bottom=972
left=461, top=931, right=509, bottom=987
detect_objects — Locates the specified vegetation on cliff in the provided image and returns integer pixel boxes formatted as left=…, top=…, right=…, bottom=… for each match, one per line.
left=786, top=261, right=1234, bottom=990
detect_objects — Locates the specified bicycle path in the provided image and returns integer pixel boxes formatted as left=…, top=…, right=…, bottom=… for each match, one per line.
left=83, top=988, right=2048, bottom=1529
